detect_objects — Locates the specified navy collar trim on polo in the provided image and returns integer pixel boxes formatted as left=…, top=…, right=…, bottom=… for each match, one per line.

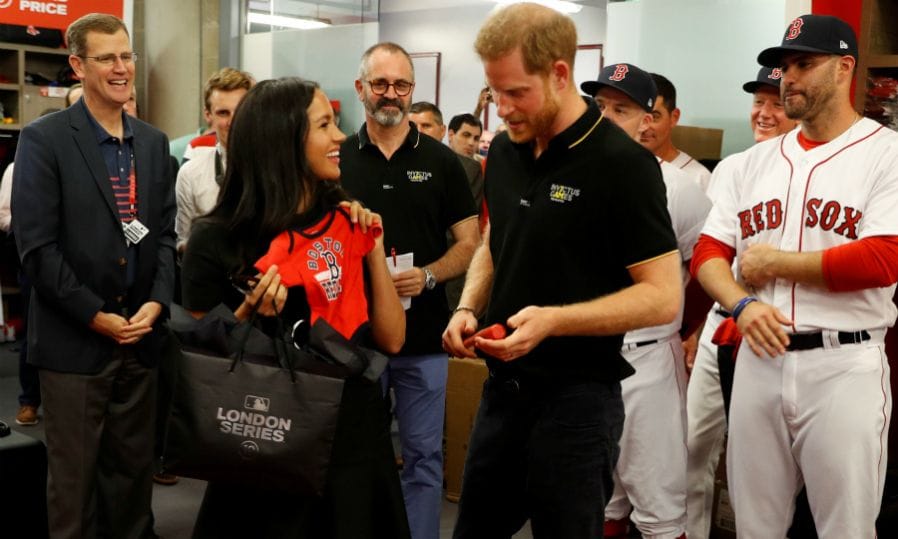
left=80, top=97, right=134, bottom=143
left=356, top=120, right=421, bottom=151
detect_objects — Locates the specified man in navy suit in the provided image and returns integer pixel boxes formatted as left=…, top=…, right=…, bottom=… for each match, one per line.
left=11, top=13, right=176, bottom=538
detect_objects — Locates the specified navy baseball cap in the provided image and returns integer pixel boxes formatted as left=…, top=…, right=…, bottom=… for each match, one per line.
left=742, top=67, right=784, bottom=93
left=758, top=14, right=858, bottom=68
left=580, top=63, right=657, bottom=112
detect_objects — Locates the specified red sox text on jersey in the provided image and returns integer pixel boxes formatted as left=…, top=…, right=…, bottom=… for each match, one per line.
left=738, top=198, right=862, bottom=240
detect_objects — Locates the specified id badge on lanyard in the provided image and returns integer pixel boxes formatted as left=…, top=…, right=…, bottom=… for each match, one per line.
left=122, top=151, right=149, bottom=246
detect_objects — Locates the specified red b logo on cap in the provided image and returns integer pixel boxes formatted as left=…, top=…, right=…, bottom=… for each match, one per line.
left=609, top=64, right=628, bottom=82
left=769, top=68, right=782, bottom=80
left=787, top=18, right=804, bottom=40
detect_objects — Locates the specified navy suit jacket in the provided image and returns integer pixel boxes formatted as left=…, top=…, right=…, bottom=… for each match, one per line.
left=11, top=104, right=177, bottom=374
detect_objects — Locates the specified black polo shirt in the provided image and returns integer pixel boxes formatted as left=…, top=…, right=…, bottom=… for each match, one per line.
left=484, top=99, right=677, bottom=382
left=340, top=122, right=477, bottom=356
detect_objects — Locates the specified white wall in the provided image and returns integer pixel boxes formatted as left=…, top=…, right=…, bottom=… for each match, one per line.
left=239, top=3, right=607, bottom=139
left=606, top=0, right=788, bottom=157
left=786, top=0, right=814, bottom=19
left=241, top=23, right=380, bottom=131
left=145, top=0, right=202, bottom=139
left=379, top=4, right=493, bottom=137
left=380, top=3, right=607, bottom=137
left=242, top=32, right=274, bottom=81
left=237, top=0, right=811, bottom=156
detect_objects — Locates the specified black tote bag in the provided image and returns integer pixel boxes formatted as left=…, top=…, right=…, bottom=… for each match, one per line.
left=161, top=304, right=375, bottom=496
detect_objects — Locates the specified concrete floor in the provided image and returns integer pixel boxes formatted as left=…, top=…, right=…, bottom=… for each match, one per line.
left=0, top=340, right=532, bottom=538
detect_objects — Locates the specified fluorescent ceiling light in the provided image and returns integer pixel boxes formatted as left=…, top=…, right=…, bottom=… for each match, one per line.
left=247, top=11, right=331, bottom=30
left=494, top=0, right=583, bottom=14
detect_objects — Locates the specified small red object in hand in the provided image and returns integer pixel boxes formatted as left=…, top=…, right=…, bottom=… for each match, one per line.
left=463, top=323, right=507, bottom=348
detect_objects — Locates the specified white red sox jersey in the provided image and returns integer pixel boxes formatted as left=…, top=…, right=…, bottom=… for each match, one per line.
left=624, top=159, right=712, bottom=344
left=705, top=151, right=747, bottom=206
left=612, top=156, right=709, bottom=537
left=670, top=150, right=712, bottom=192
left=701, top=118, right=898, bottom=332
left=703, top=150, right=749, bottom=299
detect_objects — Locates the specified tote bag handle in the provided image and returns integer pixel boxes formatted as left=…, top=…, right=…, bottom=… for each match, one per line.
left=229, top=298, right=301, bottom=383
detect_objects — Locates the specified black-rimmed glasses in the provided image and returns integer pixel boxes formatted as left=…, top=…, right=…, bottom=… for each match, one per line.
left=367, top=79, right=414, bottom=96
left=79, top=52, right=139, bottom=66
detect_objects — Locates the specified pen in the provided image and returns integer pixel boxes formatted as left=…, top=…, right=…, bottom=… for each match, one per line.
left=391, top=247, right=397, bottom=266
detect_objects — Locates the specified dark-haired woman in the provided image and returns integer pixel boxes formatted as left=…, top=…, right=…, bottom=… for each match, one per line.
left=180, top=77, right=409, bottom=538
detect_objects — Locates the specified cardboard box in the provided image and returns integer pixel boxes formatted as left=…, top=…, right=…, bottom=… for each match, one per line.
left=672, top=125, right=724, bottom=161
left=444, top=356, right=489, bottom=502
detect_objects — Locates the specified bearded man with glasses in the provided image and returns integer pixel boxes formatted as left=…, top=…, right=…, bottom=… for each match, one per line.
left=340, top=41, right=480, bottom=539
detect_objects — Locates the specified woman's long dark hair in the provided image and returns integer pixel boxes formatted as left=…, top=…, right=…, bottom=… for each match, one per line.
left=204, top=77, right=347, bottom=265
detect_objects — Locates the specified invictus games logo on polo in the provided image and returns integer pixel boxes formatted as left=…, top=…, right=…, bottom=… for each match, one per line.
left=216, top=395, right=293, bottom=442
left=407, top=170, right=432, bottom=183
left=549, top=184, right=581, bottom=203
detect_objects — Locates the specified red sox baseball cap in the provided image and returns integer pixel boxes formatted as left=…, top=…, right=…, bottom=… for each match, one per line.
left=580, top=63, right=657, bottom=113
left=758, top=14, right=858, bottom=68
left=742, top=67, right=784, bottom=93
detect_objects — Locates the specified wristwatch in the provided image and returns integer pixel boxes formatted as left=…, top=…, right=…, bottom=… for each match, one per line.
left=423, top=267, right=436, bottom=290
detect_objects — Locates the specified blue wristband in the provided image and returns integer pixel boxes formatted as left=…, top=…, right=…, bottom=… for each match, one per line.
left=732, top=296, right=758, bottom=322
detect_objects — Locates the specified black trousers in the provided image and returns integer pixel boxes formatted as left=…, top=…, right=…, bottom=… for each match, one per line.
left=40, top=347, right=157, bottom=539
left=453, top=373, right=625, bottom=539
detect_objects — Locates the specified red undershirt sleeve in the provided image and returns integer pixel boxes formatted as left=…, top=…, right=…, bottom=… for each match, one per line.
left=689, top=234, right=736, bottom=279
left=822, top=236, right=898, bottom=292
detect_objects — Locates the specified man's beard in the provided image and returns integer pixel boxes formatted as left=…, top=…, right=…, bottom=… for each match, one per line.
left=532, top=93, right=560, bottom=139
left=505, top=89, right=560, bottom=144
left=366, top=95, right=407, bottom=127
left=783, top=60, right=837, bottom=120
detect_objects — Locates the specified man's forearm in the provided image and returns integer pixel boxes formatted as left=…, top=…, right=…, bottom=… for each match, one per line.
left=740, top=244, right=826, bottom=289
left=548, top=252, right=683, bottom=337
left=457, top=236, right=494, bottom=315
left=766, top=250, right=825, bottom=287
left=174, top=179, right=195, bottom=251
left=175, top=209, right=193, bottom=251
left=697, top=257, right=752, bottom=312
left=425, top=216, right=480, bottom=282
